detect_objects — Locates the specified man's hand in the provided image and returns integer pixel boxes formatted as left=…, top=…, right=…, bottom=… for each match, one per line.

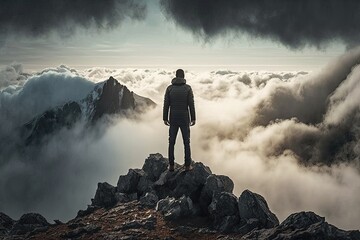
left=164, top=120, right=170, bottom=126
left=190, top=120, right=196, bottom=126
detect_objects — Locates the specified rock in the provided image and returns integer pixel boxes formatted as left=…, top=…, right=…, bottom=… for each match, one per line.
left=208, top=192, right=240, bottom=232
left=140, top=192, right=159, bottom=208
left=114, top=192, right=138, bottom=204
left=0, top=212, right=14, bottom=235
left=76, top=205, right=99, bottom=218
left=155, top=162, right=211, bottom=202
left=199, top=174, right=234, bottom=213
left=243, top=211, right=360, bottom=240
left=9, top=213, right=49, bottom=235
left=173, top=162, right=212, bottom=201
left=61, top=224, right=101, bottom=238
left=137, top=175, right=154, bottom=196
left=156, top=195, right=194, bottom=220
left=238, top=190, right=279, bottom=228
left=91, top=182, right=117, bottom=207
left=53, top=219, right=64, bottom=225
left=142, top=153, right=169, bottom=181
left=117, top=169, right=146, bottom=193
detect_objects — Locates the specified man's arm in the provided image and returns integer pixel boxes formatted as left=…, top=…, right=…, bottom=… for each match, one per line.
left=188, top=86, right=196, bottom=125
left=163, top=86, right=171, bottom=125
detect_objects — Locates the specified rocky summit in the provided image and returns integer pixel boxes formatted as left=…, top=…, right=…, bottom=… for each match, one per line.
left=1, top=153, right=359, bottom=239
left=22, top=76, right=156, bottom=145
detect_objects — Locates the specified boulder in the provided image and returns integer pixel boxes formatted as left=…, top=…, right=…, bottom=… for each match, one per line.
left=9, top=213, right=49, bottom=236
left=137, top=175, right=154, bottom=196
left=156, top=195, right=194, bottom=220
left=91, top=182, right=117, bottom=207
left=140, top=192, right=159, bottom=208
left=208, top=192, right=240, bottom=232
left=117, top=169, right=146, bottom=193
left=243, top=211, right=360, bottom=240
left=0, top=212, right=14, bottom=235
left=172, top=162, right=212, bottom=201
left=142, top=153, right=169, bottom=181
left=199, top=174, right=234, bottom=213
left=238, top=190, right=279, bottom=228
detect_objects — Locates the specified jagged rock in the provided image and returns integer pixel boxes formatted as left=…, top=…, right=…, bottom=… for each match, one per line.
left=199, top=174, right=234, bottom=213
left=0, top=212, right=14, bottom=235
left=172, top=162, right=212, bottom=201
left=154, top=162, right=212, bottom=201
left=243, top=211, right=360, bottom=240
left=117, top=169, right=146, bottom=194
left=142, top=153, right=169, bottom=181
left=91, top=182, right=117, bottom=207
left=238, top=190, right=279, bottom=229
left=208, top=192, right=240, bottom=233
left=61, top=224, right=101, bottom=238
left=77, top=205, right=99, bottom=218
left=140, top=192, right=159, bottom=208
left=137, top=175, right=154, bottom=196
left=156, top=195, right=194, bottom=220
left=9, top=213, right=49, bottom=235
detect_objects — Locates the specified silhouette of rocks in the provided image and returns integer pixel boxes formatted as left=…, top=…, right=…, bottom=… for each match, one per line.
left=0, top=212, right=14, bottom=235
left=9, top=213, right=49, bottom=236
left=117, top=168, right=146, bottom=194
left=91, top=182, right=117, bottom=208
left=238, top=190, right=279, bottom=229
left=243, top=211, right=360, bottom=240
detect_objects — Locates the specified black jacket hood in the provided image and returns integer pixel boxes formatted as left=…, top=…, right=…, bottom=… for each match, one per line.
left=171, top=77, right=186, bottom=85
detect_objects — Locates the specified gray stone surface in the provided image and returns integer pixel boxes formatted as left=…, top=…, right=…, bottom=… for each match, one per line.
left=199, top=174, right=234, bottom=213
left=92, top=182, right=117, bottom=207
left=156, top=195, right=194, bottom=220
left=142, top=153, right=169, bottom=181
left=117, top=169, right=146, bottom=193
left=208, top=192, right=240, bottom=232
left=238, top=189, right=279, bottom=229
left=140, top=192, right=159, bottom=208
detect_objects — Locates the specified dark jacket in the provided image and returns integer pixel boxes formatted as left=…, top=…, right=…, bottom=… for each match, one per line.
left=163, top=77, right=196, bottom=125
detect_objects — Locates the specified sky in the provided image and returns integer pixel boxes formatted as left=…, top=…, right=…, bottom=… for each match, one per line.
left=0, top=0, right=348, bottom=72
left=1, top=0, right=360, bottom=232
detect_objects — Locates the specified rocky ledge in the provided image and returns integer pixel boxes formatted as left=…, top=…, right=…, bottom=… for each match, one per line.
left=1, top=153, right=359, bottom=239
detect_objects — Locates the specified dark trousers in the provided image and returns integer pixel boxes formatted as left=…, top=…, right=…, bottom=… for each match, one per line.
left=168, top=123, right=191, bottom=166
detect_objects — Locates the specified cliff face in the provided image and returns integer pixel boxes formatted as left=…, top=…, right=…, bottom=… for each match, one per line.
left=1, top=153, right=359, bottom=240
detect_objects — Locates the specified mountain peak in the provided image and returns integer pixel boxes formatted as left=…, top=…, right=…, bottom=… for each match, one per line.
left=22, top=76, right=156, bottom=144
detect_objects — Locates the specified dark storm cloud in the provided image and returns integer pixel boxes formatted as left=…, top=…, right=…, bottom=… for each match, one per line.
left=0, top=0, right=146, bottom=37
left=160, top=0, right=360, bottom=48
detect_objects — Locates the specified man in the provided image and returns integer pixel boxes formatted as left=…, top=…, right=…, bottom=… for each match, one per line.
left=163, top=69, right=196, bottom=171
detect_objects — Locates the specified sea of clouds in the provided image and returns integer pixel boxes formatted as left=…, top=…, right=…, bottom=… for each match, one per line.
left=1, top=48, right=360, bottom=230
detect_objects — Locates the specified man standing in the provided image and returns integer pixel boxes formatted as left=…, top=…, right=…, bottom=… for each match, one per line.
left=163, top=69, right=196, bottom=171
